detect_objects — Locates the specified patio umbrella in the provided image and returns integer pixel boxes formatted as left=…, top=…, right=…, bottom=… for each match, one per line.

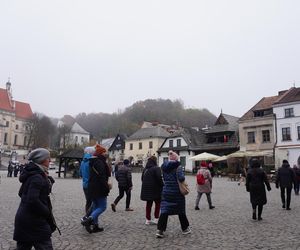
left=245, top=151, right=273, bottom=157
left=226, top=150, right=248, bottom=159
left=189, top=152, right=219, bottom=161
left=213, top=155, right=227, bottom=162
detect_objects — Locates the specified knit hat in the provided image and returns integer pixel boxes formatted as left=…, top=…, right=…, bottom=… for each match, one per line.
left=84, top=146, right=95, bottom=155
left=168, top=150, right=179, bottom=161
left=283, top=159, right=289, bottom=164
left=123, top=159, right=130, bottom=165
left=94, top=144, right=107, bottom=156
left=28, top=148, right=50, bottom=164
left=200, top=161, right=207, bottom=167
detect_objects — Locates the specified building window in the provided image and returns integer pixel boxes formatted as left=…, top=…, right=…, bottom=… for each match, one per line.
left=298, top=126, right=300, bottom=140
left=24, top=136, right=27, bottom=146
left=169, top=140, right=173, bottom=148
left=262, top=130, right=270, bottom=143
left=75, top=136, right=78, bottom=143
left=282, top=127, right=291, bottom=141
left=4, top=133, right=8, bottom=144
left=6, top=121, right=9, bottom=127
left=177, top=139, right=181, bottom=147
left=81, top=137, right=84, bottom=143
left=285, top=108, right=294, bottom=117
left=139, top=142, right=142, bottom=150
left=149, top=141, right=153, bottom=149
left=129, top=143, right=133, bottom=150
left=14, top=135, right=18, bottom=145
left=15, top=124, right=19, bottom=130
left=247, top=132, right=255, bottom=143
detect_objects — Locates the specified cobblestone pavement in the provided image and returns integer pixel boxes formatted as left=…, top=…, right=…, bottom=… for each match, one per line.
left=1, top=171, right=300, bottom=250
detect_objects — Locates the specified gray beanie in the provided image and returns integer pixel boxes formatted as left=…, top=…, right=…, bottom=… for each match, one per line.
left=28, top=148, right=50, bottom=164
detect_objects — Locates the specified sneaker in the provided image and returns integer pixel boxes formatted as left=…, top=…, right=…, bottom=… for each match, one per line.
left=125, top=208, right=134, bottom=211
left=156, top=230, right=164, bottom=238
left=258, top=217, right=263, bottom=221
left=209, top=206, right=215, bottom=209
left=145, top=219, right=151, bottom=225
left=195, top=206, right=200, bottom=210
left=80, top=216, right=88, bottom=224
left=151, top=218, right=159, bottom=225
left=111, top=203, right=116, bottom=212
left=182, top=227, right=191, bottom=235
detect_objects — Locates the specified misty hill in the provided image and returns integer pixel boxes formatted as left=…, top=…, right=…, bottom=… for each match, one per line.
left=73, top=99, right=217, bottom=139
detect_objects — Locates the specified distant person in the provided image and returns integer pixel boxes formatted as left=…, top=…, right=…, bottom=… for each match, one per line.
left=79, top=146, right=95, bottom=222
left=195, top=161, right=215, bottom=210
left=7, top=160, right=13, bottom=177
left=111, top=159, right=134, bottom=212
left=246, top=158, right=271, bottom=221
left=276, top=160, right=296, bottom=210
left=81, top=144, right=111, bottom=233
left=140, top=155, right=163, bottom=225
left=156, top=151, right=191, bottom=238
left=13, top=148, right=58, bottom=249
left=292, top=164, right=300, bottom=195
left=13, top=163, right=19, bottom=177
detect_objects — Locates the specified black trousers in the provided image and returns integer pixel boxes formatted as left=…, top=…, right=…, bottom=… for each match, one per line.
left=17, top=239, right=53, bottom=250
left=157, top=213, right=189, bottom=231
left=114, top=187, right=131, bottom=209
left=280, top=187, right=292, bottom=208
left=83, top=187, right=92, bottom=216
left=252, top=204, right=263, bottom=218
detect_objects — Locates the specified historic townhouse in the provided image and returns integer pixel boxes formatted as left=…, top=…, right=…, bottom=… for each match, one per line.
left=0, top=81, right=33, bottom=150
left=273, top=87, right=300, bottom=167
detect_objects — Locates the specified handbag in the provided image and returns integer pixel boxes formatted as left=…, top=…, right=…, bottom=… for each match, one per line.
left=176, top=167, right=189, bottom=195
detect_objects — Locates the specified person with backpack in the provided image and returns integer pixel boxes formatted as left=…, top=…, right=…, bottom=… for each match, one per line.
left=195, top=161, right=215, bottom=210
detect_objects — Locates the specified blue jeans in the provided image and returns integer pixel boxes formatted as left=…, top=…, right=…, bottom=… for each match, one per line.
left=91, top=197, right=107, bottom=224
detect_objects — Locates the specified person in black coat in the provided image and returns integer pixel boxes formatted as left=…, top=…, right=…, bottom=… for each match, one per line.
left=140, top=155, right=163, bottom=225
left=82, top=144, right=111, bottom=233
left=246, top=158, right=271, bottom=221
left=276, top=159, right=296, bottom=210
left=111, top=159, right=133, bottom=212
left=13, top=148, right=57, bottom=250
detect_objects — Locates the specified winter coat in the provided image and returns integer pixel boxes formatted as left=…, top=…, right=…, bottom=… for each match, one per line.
left=79, top=153, right=92, bottom=189
left=14, top=162, right=54, bottom=242
left=196, top=167, right=212, bottom=193
left=140, top=160, right=163, bottom=201
left=115, top=164, right=132, bottom=189
left=88, top=155, right=111, bottom=200
left=276, top=163, right=296, bottom=188
left=246, top=167, right=271, bottom=206
left=160, top=160, right=186, bottom=215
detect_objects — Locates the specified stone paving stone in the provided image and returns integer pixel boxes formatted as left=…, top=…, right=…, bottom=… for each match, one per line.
left=0, top=171, right=300, bottom=249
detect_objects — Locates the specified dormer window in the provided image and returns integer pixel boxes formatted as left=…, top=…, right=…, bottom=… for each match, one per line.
left=285, top=108, right=294, bottom=118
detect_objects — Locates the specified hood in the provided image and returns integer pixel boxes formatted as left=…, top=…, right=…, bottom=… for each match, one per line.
left=82, top=153, right=93, bottom=162
left=282, top=162, right=290, bottom=168
left=145, top=159, right=157, bottom=169
left=161, top=160, right=180, bottom=173
left=19, top=162, right=44, bottom=183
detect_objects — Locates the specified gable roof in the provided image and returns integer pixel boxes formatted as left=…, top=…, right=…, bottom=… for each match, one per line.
left=239, top=95, right=280, bottom=121
left=273, top=87, right=300, bottom=105
left=205, top=113, right=239, bottom=134
left=71, top=122, right=89, bottom=135
left=58, top=148, right=84, bottom=159
left=101, top=138, right=115, bottom=148
left=128, top=127, right=170, bottom=140
left=60, top=115, right=76, bottom=127
left=0, top=87, right=33, bottom=119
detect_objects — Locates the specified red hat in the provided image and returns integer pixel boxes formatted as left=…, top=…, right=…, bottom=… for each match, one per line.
left=94, top=144, right=107, bottom=156
left=200, top=161, right=207, bottom=167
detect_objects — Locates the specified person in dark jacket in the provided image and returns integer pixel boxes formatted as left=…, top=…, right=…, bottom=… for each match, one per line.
left=14, top=148, right=57, bottom=250
left=79, top=146, right=95, bottom=222
left=246, top=158, right=271, bottom=221
left=276, top=159, right=296, bottom=210
left=82, top=144, right=111, bottom=233
left=111, top=159, right=133, bottom=212
left=292, top=164, right=300, bottom=195
left=156, top=151, right=191, bottom=238
left=140, top=155, right=163, bottom=225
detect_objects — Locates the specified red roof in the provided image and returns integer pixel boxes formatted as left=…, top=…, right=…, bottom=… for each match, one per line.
left=0, top=87, right=33, bottom=119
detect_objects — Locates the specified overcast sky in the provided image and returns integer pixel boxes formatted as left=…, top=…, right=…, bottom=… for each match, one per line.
left=0, top=1, right=299, bottom=119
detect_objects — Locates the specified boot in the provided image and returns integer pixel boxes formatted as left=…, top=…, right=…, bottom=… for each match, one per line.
left=81, top=216, right=93, bottom=226
left=92, top=224, right=104, bottom=233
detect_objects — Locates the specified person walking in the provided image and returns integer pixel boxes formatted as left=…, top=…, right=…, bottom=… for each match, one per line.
left=81, top=144, right=111, bottom=233
left=195, top=161, right=215, bottom=210
left=292, top=164, right=300, bottom=195
left=13, top=148, right=58, bottom=250
left=246, top=158, right=271, bottom=221
left=156, top=150, right=191, bottom=238
left=276, top=159, right=296, bottom=210
left=111, top=159, right=133, bottom=212
left=7, top=160, right=13, bottom=177
left=79, top=146, right=95, bottom=222
left=140, top=155, right=163, bottom=225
